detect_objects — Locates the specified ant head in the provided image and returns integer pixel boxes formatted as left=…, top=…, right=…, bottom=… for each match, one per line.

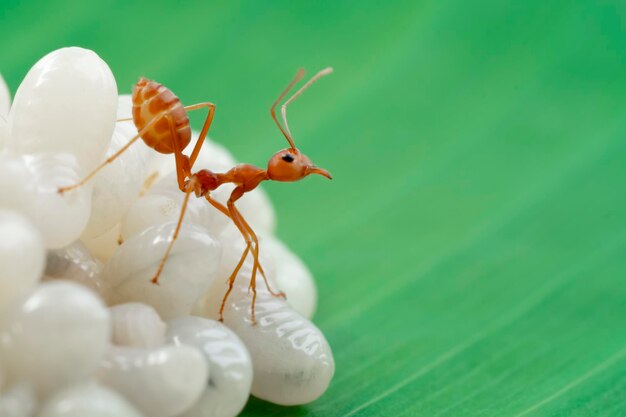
left=267, top=67, right=334, bottom=183
left=267, top=148, right=332, bottom=182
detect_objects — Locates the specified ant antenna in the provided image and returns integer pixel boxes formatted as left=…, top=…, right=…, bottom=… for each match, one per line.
left=271, top=69, right=305, bottom=149
left=281, top=67, right=333, bottom=142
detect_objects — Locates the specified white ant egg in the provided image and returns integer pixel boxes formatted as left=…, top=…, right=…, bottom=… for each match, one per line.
left=0, top=152, right=92, bottom=249
left=44, top=241, right=109, bottom=299
left=82, top=126, right=151, bottom=240
left=166, top=317, right=253, bottom=417
left=37, top=381, right=144, bottom=417
left=0, top=114, right=6, bottom=150
left=103, top=222, right=221, bottom=319
left=97, top=345, right=207, bottom=417
left=7, top=47, right=117, bottom=175
left=196, top=244, right=334, bottom=406
left=0, top=281, right=111, bottom=397
left=260, top=235, right=318, bottom=319
left=0, top=383, right=36, bottom=417
left=81, top=223, right=123, bottom=262
left=110, top=303, right=166, bottom=349
left=0, top=210, right=45, bottom=312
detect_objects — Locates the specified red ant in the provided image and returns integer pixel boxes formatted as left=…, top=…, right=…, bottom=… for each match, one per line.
left=59, top=68, right=333, bottom=323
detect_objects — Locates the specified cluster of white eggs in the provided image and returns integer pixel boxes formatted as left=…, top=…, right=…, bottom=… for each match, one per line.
left=0, top=47, right=334, bottom=417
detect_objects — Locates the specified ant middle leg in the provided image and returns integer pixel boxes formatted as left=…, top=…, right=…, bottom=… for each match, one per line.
left=117, top=102, right=215, bottom=169
left=182, top=102, right=216, bottom=169
left=166, top=114, right=190, bottom=191
left=140, top=103, right=216, bottom=194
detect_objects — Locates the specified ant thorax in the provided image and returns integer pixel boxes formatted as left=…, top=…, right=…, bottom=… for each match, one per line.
left=191, top=164, right=268, bottom=197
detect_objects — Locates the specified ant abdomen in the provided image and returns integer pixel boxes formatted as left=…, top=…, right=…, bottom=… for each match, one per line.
left=132, top=77, right=191, bottom=154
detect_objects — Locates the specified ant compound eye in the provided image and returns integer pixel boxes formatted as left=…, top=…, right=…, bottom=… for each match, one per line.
left=281, top=154, right=295, bottom=163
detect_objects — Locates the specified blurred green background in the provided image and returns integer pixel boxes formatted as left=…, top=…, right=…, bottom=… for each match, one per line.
left=2, top=0, right=626, bottom=415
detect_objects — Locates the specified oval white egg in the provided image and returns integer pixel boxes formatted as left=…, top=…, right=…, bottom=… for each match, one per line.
left=110, top=303, right=166, bottom=349
left=97, top=345, right=207, bottom=417
left=262, top=235, right=317, bottom=319
left=103, top=222, right=221, bottom=319
left=0, top=383, right=36, bottom=417
left=38, top=381, right=144, bottom=417
left=8, top=47, right=117, bottom=175
left=82, top=126, right=151, bottom=240
left=0, top=152, right=92, bottom=249
left=196, top=241, right=334, bottom=406
left=0, top=210, right=45, bottom=313
left=0, top=281, right=111, bottom=397
left=166, top=317, right=253, bottom=417
left=44, top=241, right=109, bottom=299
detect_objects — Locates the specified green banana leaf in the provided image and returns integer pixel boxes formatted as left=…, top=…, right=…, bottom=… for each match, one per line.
left=2, top=0, right=626, bottom=415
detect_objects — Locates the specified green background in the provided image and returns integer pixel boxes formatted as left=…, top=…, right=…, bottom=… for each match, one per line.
left=2, top=0, right=626, bottom=415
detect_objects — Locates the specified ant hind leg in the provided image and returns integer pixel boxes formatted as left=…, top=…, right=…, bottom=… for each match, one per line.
left=58, top=111, right=166, bottom=194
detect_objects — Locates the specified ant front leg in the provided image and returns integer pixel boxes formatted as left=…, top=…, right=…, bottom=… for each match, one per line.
left=213, top=188, right=255, bottom=323
left=235, top=210, right=286, bottom=299
left=221, top=187, right=286, bottom=324
left=217, top=187, right=262, bottom=324
left=205, top=194, right=285, bottom=299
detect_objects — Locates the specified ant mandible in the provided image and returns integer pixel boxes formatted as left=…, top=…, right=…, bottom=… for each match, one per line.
left=58, top=68, right=333, bottom=324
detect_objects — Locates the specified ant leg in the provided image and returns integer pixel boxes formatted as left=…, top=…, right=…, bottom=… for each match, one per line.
left=182, top=102, right=216, bottom=169
left=216, top=216, right=256, bottom=321
left=235, top=209, right=286, bottom=298
left=222, top=187, right=263, bottom=324
left=226, top=188, right=281, bottom=322
left=280, top=67, right=333, bottom=139
left=150, top=176, right=196, bottom=285
left=205, top=194, right=285, bottom=298
left=205, top=193, right=230, bottom=218
left=218, top=242, right=252, bottom=323
left=58, top=111, right=165, bottom=194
